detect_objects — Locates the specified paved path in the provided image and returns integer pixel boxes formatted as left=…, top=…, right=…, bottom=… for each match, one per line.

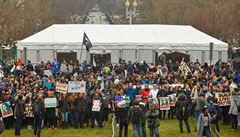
left=85, top=5, right=110, bottom=24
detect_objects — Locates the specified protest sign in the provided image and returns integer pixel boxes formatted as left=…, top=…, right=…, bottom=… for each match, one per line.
left=0, top=101, right=13, bottom=118
left=92, top=100, right=101, bottom=112
left=159, top=97, right=170, bottom=110
left=44, top=98, right=57, bottom=108
left=215, top=92, right=232, bottom=106
left=25, top=104, right=34, bottom=117
left=68, top=81, right=86, bottom=93
left=115, top=95, right=123, bottom=108
left=168, top=94, right=177, bottom=106
left=44, top=70, right=53, bottom=77
left=56, top=82, right=68, bottom=94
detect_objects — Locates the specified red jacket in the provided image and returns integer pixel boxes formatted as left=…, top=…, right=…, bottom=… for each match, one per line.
left=141, top=89, right=150, bottom=103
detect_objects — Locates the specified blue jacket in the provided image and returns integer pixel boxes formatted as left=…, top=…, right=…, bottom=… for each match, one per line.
left=124, top=88, right=137, bottom=103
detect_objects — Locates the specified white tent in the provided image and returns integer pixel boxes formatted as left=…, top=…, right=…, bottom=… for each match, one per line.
left=17, top=24, right=228, bottom=64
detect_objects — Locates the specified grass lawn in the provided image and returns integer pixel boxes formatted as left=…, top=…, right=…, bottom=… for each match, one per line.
left=1, top=118, right=239, bottom=137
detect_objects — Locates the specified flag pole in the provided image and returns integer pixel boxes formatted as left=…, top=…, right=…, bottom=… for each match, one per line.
left=79, top=43, right=84, bottom=63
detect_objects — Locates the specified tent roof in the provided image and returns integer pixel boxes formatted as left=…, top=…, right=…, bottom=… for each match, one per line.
left=17, top=24, right=228, bottom=47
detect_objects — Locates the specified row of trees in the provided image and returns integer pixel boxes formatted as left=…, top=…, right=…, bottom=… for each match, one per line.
left=0, top=0, right=239, bottom=47
left=139, top=0, right=240, bottom=47
left=102, top=0, right=240, bottom=47
left=0, top=0, right=94, bottom=46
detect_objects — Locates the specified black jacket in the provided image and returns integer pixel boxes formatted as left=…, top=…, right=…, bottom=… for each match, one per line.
left=59, top=99, right=69, bottom=112
left=74, top=97, right=87, bottom=113
left=175, top=95, right=189, bottom=120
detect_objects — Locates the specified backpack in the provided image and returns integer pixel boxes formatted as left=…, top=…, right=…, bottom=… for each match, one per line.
left=33, top=102, right=42, bottom=116
left=131, top=107, right=142, bottom=124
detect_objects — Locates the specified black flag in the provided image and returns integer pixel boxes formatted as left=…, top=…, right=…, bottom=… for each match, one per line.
left=82, top=32, right=92, bottom=51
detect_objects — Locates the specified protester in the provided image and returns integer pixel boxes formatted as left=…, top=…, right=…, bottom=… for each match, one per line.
left=14, top=94, right=26, bottom=136
left=196, top=107, right=216, bottom=137
left=228, top=92, right=239, bottom=131
left=58, top=93, right=70, bottom=129
left=175, top=94, right=191, bottom=133
left=146, top=101, right=160, bottom=137
left=33, top=95, right=45, bottom=137
left=128, top=100, right=144, bottom=137
left=0, top=57, right=239, bottom=137
left=91, top=90, right=103, bottom=128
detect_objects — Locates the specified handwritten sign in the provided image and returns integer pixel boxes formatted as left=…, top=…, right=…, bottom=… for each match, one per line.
left=216, top=92, right=232, bottom=106
left=44, top=98, right=57, bottom=108
left=25, top=104, right=34, bottom=117
left=56, top=82, right=68, bottom=94
left=68, top=81, right=86, bottom=93
left=92, top=100, right=101, bottom=112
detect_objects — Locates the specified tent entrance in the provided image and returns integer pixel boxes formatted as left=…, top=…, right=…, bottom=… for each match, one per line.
left=57, top=52, right=77, bottom=62
left=90, top=53, right=111, bottom=66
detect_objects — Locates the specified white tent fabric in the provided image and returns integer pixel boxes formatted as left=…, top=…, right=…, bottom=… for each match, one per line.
left=17, top=24, right=228, bottom=50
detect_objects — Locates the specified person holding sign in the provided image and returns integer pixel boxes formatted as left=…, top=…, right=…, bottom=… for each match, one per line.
left=33, top=95, right=45, bottom=137
left=59, top=93, right=70, bottom=129
left=91, top=89, right=103, bottom=128
left=45, top=91, right=57, bottom=130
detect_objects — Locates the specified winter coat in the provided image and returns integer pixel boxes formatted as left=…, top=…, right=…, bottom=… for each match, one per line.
left=141, top=89, right=150, bottom=104
left=117, top=108, right=128, bottom=123
left=124, top=88, right=137, bottom=103
left=175, top=95, right=189, bottom=120
left=229, top=97, right=238, bottom=115
left=146, top=109, right=160, bottom=128
left=15, top=99, right=26, bottom=118
left=196, top=113, right=214, bottom=137
left=74, top=97, right=87, bottom=113
left=59, top=99, right=70, bottom=112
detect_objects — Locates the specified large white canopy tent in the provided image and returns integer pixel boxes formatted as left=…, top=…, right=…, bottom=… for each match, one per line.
left=17, top=24, right=228, bottom=64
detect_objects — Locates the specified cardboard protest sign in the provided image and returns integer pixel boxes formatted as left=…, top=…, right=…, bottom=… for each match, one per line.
left=68, top=81, right=86, bottom=93
left=215, top=92, right=232, bottom=106
left=44, top=98, right=57, bottom=108
left=115, top=95, right=130, bottom=108
left=159, top=97, right=170, bottom=110
left=168, top=94, right=177, bottom=106
left=25, top=104, right=34, bottom=117
left=92, top=100, right=101, bottom=112
left=56, top=82, right=68, bottom=94
left=0, top=101, right=13, bottom=118
left=115, top=95, right=123, bottom=108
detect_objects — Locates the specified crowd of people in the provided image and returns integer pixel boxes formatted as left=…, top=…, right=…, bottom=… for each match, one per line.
left=0, top=58, right=239, bottom=137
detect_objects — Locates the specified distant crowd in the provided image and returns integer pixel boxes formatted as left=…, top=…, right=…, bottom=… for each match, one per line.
left=0, top=58, right=239, bottom=137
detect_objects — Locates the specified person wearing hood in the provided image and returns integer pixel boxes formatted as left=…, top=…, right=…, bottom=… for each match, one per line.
left=146, top=100, right=160, bottom=137
left=45, top=91, right=57, bottom=130
left=175, top=94, right=191, bottom=133
left=228, top=92, right=239, bottom=131
left=196, top=107, right=216, bottom=137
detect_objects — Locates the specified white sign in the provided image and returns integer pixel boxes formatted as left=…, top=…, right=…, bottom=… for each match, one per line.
left=68, top=81, right=86, bottom=93
left=44, top=70, right=53, bottom=77
left=56, top=82, right=68, bottom=94
left=44, top=98, right=57, bottom=108
left=92, top=100, right=101, bottom=112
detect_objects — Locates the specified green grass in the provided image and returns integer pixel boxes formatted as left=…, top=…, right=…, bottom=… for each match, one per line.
left=1, top=118, right=239, bottom=137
